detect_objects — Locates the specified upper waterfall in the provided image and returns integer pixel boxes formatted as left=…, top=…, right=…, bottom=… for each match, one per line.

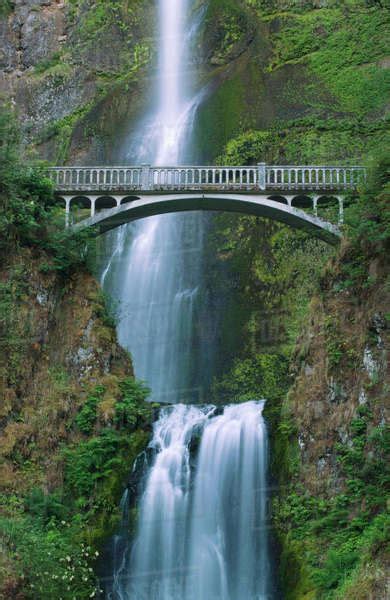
left=99, top=0, right=212, bottom=405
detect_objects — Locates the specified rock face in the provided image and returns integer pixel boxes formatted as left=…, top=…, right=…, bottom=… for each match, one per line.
left=0, top=1, right=65, bottom=71
left=274, top=240, right=389, bottom=599
left=0, top=0, right=153, bottom=160
left=0, top=244, right=154, bottom=598
left=21, top=2, right=65, bottom=68
left=287, top=258, right=388, bottom=496
left=0, top=248, right=132, bottom=493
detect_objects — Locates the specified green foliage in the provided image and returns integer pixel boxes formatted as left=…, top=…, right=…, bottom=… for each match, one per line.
left=75, top=386, right=105, bottom=434
left=64, top=430, right=129, bottom=498
left=25, top=488, right=70, bottom=525
left=213, top=353, right=289, bottom=403
left=276, top=403, right=390, bottom=598
left=0, top=106, right=94, bottom=273
left=114, top=378, right=151, bottom=429
left=0, top=515, right=98, bottom=599
left=266, top=5, right=389, bottom=117
left=74, top=379, right=152, bottom=435
left=204, top=0, right=251, bottom=64
left=34, top=51, right=63, bottom=75
left=346, top=152, right=390, bottom=247
left=324, top=316, right=344, bottom=369
left=0, top=376, right=151, bottom=597
left=68, top=376, right=151, bottom=512
left=0, top=0, right=13, bottom=16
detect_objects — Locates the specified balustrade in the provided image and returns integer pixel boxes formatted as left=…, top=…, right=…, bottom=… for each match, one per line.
left=48, top=164, right=365, bottom=193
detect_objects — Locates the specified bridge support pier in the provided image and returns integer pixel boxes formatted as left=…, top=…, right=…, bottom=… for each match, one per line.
left=90, top=196, right=98, bottom=217
left=313, top=195, right=319, bottom=217
left=338, top=196, right=344, bottom=225
left=64, top=196, right=72, bottom=227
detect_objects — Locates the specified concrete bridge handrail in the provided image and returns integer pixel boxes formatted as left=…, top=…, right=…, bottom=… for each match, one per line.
left=48, top=163, right=365, bottom=193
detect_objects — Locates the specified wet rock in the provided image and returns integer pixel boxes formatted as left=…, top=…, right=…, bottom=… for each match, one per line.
left=36, top=291, right=48, bottom=306
left=0, top=20, right=19, bottom=71
left=127, top=449, right=152, bottom=503
left=20, top=4, right=64, bottom=68
left=370, top=312, right=386, bottom=334
left=317, top=456, right=327, bottom=473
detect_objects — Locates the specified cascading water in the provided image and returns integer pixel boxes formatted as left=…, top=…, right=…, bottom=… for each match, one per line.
left=111, top=402, right=272, bottom=600
left=100, top=0, right=277, bottom=598
left=99, top=0, right=209, bottom=404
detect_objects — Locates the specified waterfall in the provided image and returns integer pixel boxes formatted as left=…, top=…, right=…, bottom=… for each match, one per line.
left=99, top=0, right=210, bottom=404
left=111, top=401, right=272, bottom=599
left=100, top=1, right=277, bottom=598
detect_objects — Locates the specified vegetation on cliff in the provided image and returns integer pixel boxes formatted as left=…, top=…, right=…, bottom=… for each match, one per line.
left=0, top=108, right=153, bottom=599
left=272, top=158, right=389, bottom=600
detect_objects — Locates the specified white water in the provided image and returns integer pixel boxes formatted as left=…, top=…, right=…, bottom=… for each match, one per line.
left=99, top=0, right=209, bottom=404
left=101, top=0, right=275, bottom=598
left=111, top=402, right=271, bottom=599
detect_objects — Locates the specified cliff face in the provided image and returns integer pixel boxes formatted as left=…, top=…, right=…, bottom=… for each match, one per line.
left=0, top=0, right=154, bottom=162
left=273, top=234, right=389, bottom=600
left=1, top=249, right=129, bottom=491
left=0, top=246, right=152, bottom=599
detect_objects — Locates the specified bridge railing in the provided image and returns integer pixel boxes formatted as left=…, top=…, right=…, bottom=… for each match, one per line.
left=48, top=164, right=366, bottom=192
left=266, top=165, right=364, bottom=189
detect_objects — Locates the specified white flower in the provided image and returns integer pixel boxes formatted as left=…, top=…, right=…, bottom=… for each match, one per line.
left=94, top=551, right=99, bottom=557
left=66, top=555, right=71, bottom=562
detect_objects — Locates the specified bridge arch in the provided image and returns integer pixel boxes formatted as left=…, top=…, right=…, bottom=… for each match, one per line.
left=291, top=195, right=313, bottom=209
left=267, top=195, right=289, bottom=205
left=120, top=195, right=141, bottom=205
left=95, top=196, right=118, bottom=210
left=71, top=193, right=341, bottom=245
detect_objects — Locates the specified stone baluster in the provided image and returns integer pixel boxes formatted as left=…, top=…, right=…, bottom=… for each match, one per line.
left=257, top=163, right=266, bottom=190
left=141, top=164, right=151, bottom=190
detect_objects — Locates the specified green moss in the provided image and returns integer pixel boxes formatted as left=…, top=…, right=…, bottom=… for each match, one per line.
left=266, top=6, right=389, bottom=118
left=63, top=427, right=150, bottom=544
left=0, top=0, right=13, bottom=17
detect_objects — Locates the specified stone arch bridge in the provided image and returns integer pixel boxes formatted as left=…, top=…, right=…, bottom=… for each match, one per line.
left=49, top=163, right=365, bottom=245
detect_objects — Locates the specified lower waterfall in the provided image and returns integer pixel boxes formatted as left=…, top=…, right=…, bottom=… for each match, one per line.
left=108, top=401, right=273, bottom=600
